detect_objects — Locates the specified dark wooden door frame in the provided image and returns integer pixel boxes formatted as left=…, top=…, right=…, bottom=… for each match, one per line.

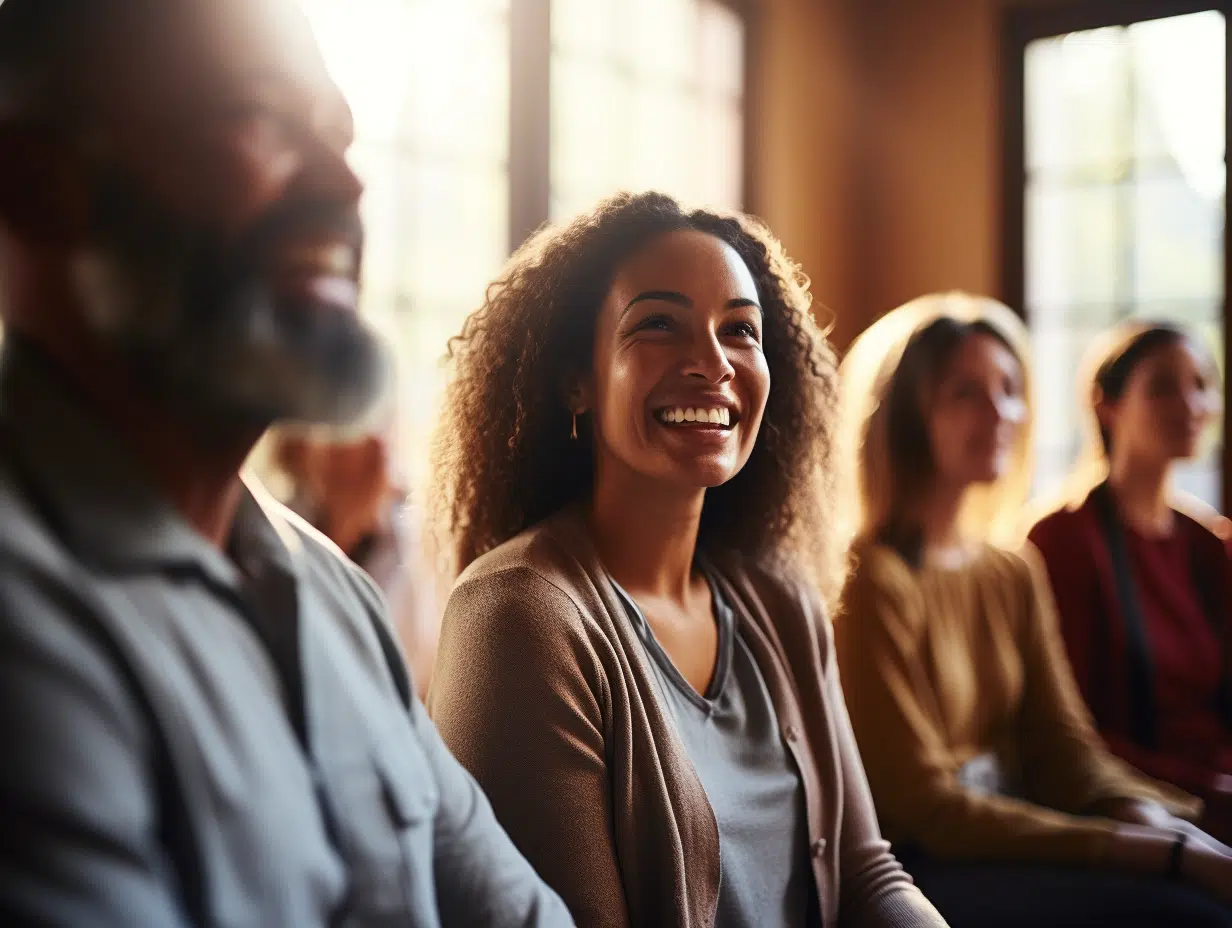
left=1000, top=0, right=1232, bottom=507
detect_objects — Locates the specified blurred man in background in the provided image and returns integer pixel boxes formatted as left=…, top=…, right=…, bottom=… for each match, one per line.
left=275, top=417, right=441, bottom=697
left=0, top=0, right=571, bottom=924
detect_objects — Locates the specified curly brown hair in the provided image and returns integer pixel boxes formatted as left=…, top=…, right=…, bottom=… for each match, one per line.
left=430, top=191, right=845, bottom=606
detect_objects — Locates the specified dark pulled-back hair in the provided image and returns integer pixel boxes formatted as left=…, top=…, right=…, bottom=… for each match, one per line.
left=431, top=191, right=845, bottom=605
left=1092, top=322, right=1189, bottom=453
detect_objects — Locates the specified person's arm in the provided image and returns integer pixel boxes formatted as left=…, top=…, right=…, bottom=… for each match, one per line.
left=0, top=563, right=194, bottom=927
left=1011, top=549, right=1201, bottom=821
left=835, top=555, right=1120, bottom=865
left=408, top=697, right=574, bottom=928
left=428, top=567, right=626, bottom=928
left=814, top=615, right=948, bottom=928
left=1099, top=731, right=1227, bottom=799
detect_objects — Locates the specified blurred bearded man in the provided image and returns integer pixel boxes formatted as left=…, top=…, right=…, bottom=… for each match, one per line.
left=0, top=0, right=572, bottom=925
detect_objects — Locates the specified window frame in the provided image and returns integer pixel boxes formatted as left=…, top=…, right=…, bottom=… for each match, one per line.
left=508, top=0, right=754, bottom=252
left=1000, top=0, right=1232, bottom=507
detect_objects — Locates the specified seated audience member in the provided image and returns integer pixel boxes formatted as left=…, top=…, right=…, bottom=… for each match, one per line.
left=0, top=0, right=571, bottom=924
left=1029, top=322, right=1232, bottom=842
left=274, top=422, right=441, bottom=696
left=428, top=192, right=947, bottom=927
left=835, top=293, right=1232, bottom=927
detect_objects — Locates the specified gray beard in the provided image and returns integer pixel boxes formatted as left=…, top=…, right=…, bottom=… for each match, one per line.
left=70, top=249, right=395, bottom=432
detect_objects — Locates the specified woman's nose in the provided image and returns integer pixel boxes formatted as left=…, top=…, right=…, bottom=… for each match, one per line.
left=681, top=330, right=735, bottom=383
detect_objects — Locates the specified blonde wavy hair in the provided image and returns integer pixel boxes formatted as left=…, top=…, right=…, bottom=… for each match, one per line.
left=837, top=291, right=1035, bottom=554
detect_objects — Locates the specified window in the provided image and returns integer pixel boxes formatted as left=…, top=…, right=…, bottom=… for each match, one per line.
left=298, top=1, right=747, bottom=482
left=1005, top=3, right=1228, bottom=507
left=301, top=0, right=512, bottom=483
left=550, top=0, right=745, bottom=219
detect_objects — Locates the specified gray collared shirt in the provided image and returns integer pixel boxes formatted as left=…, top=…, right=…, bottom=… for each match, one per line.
left=0, top=340, right=572, bottom=928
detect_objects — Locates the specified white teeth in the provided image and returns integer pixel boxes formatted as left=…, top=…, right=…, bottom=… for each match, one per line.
left=658, top=406, right=734, bottom=426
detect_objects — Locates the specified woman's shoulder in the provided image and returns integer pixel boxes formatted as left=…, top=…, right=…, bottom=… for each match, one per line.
left=846, top=537, right=920, bottom=592
left=449, top=512, right=600, bottom=632
left=1027, top=494, right=1099, bottom=546
left=839, top=538, right=927, bottom=625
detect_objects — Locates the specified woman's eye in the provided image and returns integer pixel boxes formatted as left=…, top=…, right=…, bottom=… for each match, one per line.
left=727, top=321, right=761, bottom=340
left=636, top=314, right=673, bottom=332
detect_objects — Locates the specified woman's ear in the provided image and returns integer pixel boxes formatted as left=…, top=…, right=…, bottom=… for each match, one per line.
left=563, top=374, right=592, bottom=415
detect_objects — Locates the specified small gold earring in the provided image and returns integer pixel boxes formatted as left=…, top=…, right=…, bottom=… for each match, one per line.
left=571, top=412, right=578, bottom=440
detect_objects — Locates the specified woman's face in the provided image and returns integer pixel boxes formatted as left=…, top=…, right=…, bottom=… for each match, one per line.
left=926, top=331, right=1027, bottom=491
left=585, top=228, right=770, bottom=492
left=1104, top=338, right=1220, bottom=465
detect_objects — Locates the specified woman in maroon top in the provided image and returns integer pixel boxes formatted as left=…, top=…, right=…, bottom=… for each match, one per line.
left=1029, top=322, right=1232, bottom=842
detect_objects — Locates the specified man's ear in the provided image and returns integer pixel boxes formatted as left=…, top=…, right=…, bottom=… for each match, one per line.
left=0, top=123, right=91, bottom=247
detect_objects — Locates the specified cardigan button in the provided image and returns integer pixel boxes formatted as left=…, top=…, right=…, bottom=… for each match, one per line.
left=812, top=838, right=828, bottom=858
left=783, top=724, right=800, bottom=743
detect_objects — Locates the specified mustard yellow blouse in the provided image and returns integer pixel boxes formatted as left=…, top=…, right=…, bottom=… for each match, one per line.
left=836, top=540, right=1199, bottom=865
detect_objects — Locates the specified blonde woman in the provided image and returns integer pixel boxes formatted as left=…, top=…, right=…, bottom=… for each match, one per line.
left=834, top=293, right=1232, bottom=927
left=1028, top=322, right=1231, bottom=840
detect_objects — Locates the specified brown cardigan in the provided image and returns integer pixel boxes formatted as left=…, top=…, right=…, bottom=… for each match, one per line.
left=428, top=509, right=946, bottom=928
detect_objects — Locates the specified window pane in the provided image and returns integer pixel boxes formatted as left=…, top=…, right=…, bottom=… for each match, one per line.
left=550, top=0, right=745, bottom=218
left=629, top=0, right=695, bottom=82
left=550, top=57, right=631, bottom=213
left=1133, top=173, right=1224, bottom=304
left=698, top=0, right=744, bottom=97
left=1025, top=183, right=1121, bottom=312
left=1025, top=27, right=1132, bottom=175
left=303, top=0, right=511, bottom=484
left=551, top=0, right=621, bottom=60
left=1130, top=10, right=1225, bottom=183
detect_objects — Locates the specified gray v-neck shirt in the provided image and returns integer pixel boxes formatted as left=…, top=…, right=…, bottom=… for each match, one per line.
left=612, top=570, right=812, bottom=928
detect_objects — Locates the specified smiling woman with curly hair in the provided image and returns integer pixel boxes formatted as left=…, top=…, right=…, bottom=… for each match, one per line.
left=427, top=192, right=944, bottom=928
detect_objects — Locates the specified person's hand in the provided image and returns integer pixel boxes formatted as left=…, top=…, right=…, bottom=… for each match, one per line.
left=1105, top=815, right=1232, bottom=906
left=1181, top=837, right=1232, bottom=906
left=1200, top=774, right=1232, bottom=845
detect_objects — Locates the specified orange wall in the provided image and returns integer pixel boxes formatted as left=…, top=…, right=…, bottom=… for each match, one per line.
left=750, top=0, right=1057, bottom=348
left=747, top=0, right=865, bottom=348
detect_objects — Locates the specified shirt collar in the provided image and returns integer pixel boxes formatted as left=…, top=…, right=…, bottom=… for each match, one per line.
left=0, top=337, right=296, bottom=586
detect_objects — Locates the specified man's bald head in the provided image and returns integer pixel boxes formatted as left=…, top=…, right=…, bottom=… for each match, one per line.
left=0, top=0, right=335, bottom=129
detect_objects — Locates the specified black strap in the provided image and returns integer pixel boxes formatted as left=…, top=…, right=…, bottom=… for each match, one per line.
left=1181, top=516, right=1232, bottom=729
left=0, top=424, right=209, bottom=927
left=1091, top=482, right=1160, bottom=749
